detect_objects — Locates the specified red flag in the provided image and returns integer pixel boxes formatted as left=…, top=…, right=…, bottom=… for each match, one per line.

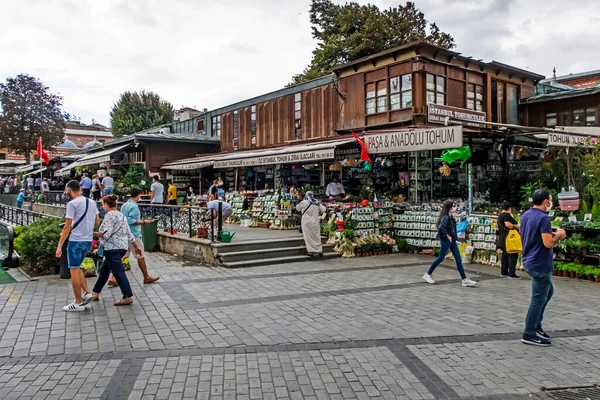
left=37, top=137, right=49, bottom=165
left=351, top=131, right=372, bottom=165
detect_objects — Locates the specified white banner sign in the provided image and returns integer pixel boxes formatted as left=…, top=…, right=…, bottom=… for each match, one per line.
left=548, top=132, right=598, bottom=147
left=214, top=149, right=334, bottom=168
left=163, top=161, right=213, bottom=170
left=365, top=126, right=463, bottom=154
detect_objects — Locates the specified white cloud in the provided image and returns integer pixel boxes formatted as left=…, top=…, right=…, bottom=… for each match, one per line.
left=1, top=0, right=597, bottom=126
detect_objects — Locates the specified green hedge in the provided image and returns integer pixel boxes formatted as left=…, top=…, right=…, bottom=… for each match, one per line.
left=14, top=218, right=62, bottom=275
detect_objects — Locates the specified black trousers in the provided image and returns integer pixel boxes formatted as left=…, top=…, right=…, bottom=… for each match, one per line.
left=501, top=250, right=518, bottom=277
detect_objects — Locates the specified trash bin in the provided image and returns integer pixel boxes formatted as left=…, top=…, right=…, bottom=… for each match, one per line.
left=141, top=219, right=159, bottom=252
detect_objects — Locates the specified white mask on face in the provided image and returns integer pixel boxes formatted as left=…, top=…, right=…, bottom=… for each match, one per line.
left=547, top=201, right=553, bottom=210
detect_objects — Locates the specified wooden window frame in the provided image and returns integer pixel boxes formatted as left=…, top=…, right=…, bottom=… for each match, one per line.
left=492, top=80, right=519, bottom=124
left=466, top=83, right=484, bottom=112
left=545, top=112, right=558, bottom=127
left=251, top=106, right=257, bottom=147
left=365, top=80, right=388, bottom=115
left=233, top=111, right=239, bottom=150
left=426, top=74, right=446, bottom=106
left=389, top=74, right=412, bottom=111
left=212, top=115, right=221, bottom=137
left=294, top=93, right=302, bottom=140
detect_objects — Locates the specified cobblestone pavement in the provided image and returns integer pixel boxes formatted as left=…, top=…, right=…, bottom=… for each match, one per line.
left=1, top=253, right=599, bottom=399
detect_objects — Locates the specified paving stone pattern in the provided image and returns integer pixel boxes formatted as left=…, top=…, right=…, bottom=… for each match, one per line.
left=0, top=252, right=599, bottom=399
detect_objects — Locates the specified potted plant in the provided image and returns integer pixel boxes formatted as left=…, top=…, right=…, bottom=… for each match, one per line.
left=584, top=266, right=596, bottom=281
left=594, top=268, right=600, bottom=283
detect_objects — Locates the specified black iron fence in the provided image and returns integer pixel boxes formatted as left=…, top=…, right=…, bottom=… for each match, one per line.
left=0, top=204, right=56, bottom=226
left=26, top=192, right=222, bottom=241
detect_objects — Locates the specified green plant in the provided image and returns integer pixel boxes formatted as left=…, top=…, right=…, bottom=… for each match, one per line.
left=342, top=229, right=355, bottom=240
left=344, top=218, right=358, bottom=230
left=13, top=218, right=62, bottom=275
left=593, top=268, right=600, bottom=278
left=396, top=237, right=410, bottom=253
left=123, top=164, right=150, bottom=192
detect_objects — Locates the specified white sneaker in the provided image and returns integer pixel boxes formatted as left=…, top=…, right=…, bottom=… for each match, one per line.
left=63, top=302, right=86, bottom=312
left=81, top=292, right=93, bottom=305
left=423, top=273, right=436, bottom=284
left=462, top=278, right=477, bottom=287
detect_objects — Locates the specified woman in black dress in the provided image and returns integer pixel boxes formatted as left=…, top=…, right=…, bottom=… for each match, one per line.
left=498, top=201, right=521, bottom=279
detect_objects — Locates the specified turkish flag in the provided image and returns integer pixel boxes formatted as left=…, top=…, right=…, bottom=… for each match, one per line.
left=351, top=131, right=372, bottom=165
left=37, top=137, right=49, bottom=165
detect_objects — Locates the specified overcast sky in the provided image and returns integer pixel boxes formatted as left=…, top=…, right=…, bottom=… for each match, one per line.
left=1, top=0, right=598, bottom=127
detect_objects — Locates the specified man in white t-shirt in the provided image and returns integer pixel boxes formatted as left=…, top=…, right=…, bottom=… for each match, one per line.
left=26, top=176, right=34, bottom=191
left=150, top=175, right=164, bottom=204
left=56, top=180, right=100, bottom=312
left=326, top=176, right=345, bottom=198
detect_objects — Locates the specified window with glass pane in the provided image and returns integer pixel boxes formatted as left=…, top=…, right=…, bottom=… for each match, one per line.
left=212, top=116, right=221, bottom=137
left=498, top=83, right=506, bottom=123
left=366, top=83, right=376, bottom=114
left=401, top=74, right=412, bottom=108
left=558, top=111, right=570, bottom=126
left=251, top=105, right=257, bottom=148
left=507, top=86, right=518, bottom=125
left=586, top=108, right=596, bottom=126
left=426, top=74, right=445, bottom=105
left=294, top=93, right=302, bottom=139
left=376, top=81, right=387, bottom=112
left=573, top=109, right=584, bottom=126
left=233, top=111, right=239, bottom=149
left=546, top=113, right=557, bottom=127
left=475, top=86, right=484, bottom=111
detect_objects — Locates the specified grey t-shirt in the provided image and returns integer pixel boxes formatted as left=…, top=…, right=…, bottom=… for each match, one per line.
left=102, top=176, right=114, bottom=189
left=151, top=182, right=164, bottom=203
left=66, top=196, right=98, bottom=242
left=207, top=200, right=232, bottom=212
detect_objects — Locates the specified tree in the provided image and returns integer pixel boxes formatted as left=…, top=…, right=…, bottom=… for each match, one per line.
left=290, top=1, right=455, bottom=85
left=0, top=74, right=67, bottom=163
left=110, top=91, right=174, bottom=138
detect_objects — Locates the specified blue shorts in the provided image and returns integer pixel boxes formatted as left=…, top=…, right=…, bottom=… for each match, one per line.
left=67, top=241, right=92, bottom=269
left=103, top=187, right=113, bottom=195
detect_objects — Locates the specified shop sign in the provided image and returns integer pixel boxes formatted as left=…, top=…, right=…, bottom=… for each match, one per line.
left=428, top=104, right=486, bottom=127
left=214, top=148, right=334, bottom=168
left=548, top=132, right=598, bottom=147
left=365, top=126, right=463, bottom=154
left=334, top=145, right=361, bottom=160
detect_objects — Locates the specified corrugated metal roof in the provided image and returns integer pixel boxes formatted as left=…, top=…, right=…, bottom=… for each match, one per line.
left=521, top=86, right=600, bottom=104
left=540, top=69, right=600, bottom=83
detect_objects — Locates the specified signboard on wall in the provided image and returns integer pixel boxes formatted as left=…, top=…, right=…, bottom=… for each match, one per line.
left=213, top=148, right=334, bottom=168
left=547, top=132, right=598, bottom=147
left=428, top=104, right=486, bottom=127
left=365, top=126, right=463, bottom=154
left=334, top=144, right=361, bottom=160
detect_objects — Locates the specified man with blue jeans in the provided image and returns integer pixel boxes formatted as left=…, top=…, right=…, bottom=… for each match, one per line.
left=56, top=180, right=100, bottom=311
left=520, top=189, right=566, bottom=346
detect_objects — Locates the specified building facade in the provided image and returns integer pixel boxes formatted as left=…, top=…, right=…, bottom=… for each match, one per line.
left=197, top=40, right=544, bottom=155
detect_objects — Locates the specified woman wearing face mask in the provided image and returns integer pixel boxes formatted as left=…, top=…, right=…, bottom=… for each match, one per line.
left=423, top=200, right=477, bottom=287
left=91, top=194, right=142, bottom=306
left=498, top=201, right=521, bottom=279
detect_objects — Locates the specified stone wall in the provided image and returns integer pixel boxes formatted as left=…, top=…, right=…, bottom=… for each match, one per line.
left=157, top=233, right=220, bottom=265
left=31, top=203, right=66, bottom=218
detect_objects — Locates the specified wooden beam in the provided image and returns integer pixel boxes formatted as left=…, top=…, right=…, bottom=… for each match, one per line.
left=392, top=53, right=397, bottom=62
left=433, top=50, right=440, bottom=60
left=352, top=64, right=358, bottom=73
left=370, top=58, right=377, bottom=67
left=508, top=73, right=515, bottom=80
left=447, top=55, right=453, bottom=63
left=495, top=69, right=501, bottom=76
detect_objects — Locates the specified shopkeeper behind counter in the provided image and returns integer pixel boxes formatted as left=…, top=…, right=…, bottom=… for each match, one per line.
left=326, top=176, right=345, bottom=199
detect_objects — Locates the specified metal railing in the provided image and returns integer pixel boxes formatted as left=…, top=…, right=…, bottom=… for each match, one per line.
left=27, top=193, right=222, bottom=241
left=0, top=204, right=56, bottom=226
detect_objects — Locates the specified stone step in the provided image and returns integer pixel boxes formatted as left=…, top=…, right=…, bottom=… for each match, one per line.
left=218, top=245, right=335, bottom=263
left=222, top=252, right=341, bottom=268
left=213, top=238, right=308, bottom=254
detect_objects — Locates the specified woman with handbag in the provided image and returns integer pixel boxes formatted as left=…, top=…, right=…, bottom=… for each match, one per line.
left=423, top=200, right=477, bottom=287
left=498, top=201, right=521, bottom=279
left=91, top=194, right=143, bottom=306
left=296, top=191, right=326, bottom=256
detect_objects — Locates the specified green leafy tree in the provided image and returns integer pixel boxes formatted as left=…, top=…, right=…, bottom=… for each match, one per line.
left=110, top=90, right=174, bottom=138
left=291, top=0, right=455, bottom=85
left=0, top=74, right=67, bottom=163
